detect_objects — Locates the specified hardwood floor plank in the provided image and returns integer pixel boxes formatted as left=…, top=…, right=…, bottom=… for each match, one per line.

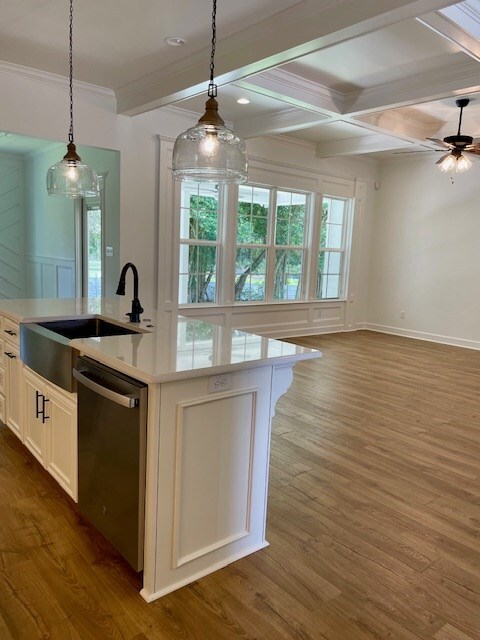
left=2, top=330, right=480, bottom=638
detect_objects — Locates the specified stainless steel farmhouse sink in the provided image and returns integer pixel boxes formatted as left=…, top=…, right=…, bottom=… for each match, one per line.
left=20, top=317, right=142, bottom=391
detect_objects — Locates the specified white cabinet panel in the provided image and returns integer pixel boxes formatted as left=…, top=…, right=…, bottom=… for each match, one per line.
left=173, top=391, right=256, bottom=567
left=24, top=370, right=46, bottom=464
left=5, top=342, right=23, bottom=440
left=148, top=366, right=273, bottom=599
left=23, top=367, right=77, bottom=501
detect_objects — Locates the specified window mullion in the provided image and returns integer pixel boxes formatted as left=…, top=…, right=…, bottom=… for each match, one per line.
left=265, top=188, right=277, bottom=302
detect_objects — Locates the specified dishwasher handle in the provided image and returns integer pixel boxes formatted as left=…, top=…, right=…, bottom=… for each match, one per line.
left=73, top=368, right=139, bottom=408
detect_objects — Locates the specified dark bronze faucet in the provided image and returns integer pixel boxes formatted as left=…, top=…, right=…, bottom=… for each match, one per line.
left=116, top=262, right=144, bottom=323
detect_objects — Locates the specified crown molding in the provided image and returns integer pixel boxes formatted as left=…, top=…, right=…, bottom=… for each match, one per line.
left=0, top=60, right=115, bottom=105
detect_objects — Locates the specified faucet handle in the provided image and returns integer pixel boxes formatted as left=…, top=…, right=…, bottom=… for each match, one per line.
left=126, top=297, right=144, bottom=323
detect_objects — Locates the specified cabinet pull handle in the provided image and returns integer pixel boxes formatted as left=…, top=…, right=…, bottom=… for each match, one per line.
left=5, top=352, right=16, bottom=359
left=35, top=390, right=43, bottom=419
left=42, top=397, right=50, bottom=423
left=4, top=329, right=16, bottom=336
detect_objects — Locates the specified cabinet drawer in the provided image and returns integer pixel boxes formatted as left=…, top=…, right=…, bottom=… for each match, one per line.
left=4, top=318, right=19, bottom=347
left=0, top=393, right=4, bottom=424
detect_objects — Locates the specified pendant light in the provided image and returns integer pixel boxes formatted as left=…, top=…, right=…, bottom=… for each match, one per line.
left=46, top=0, right=99, bottom=198
left=172, top=0, right=248, bottom=184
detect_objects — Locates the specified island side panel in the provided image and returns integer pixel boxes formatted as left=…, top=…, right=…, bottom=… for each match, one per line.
left=144, top=365, right=275, bottom=601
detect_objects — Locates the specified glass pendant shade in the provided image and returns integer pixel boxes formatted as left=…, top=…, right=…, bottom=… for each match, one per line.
left=46, top=0, right=99, bottom=198
left=47, top=142, right=99, bottom=198
left=172, top=97, right=247, bottom=184
left=438, top=151, right=472, bottom=174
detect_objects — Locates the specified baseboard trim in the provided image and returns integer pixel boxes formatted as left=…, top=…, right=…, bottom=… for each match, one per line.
left=364, top=323, right=480, bottom=351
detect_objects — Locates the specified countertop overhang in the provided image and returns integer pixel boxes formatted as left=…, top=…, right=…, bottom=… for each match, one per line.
left=0, top=298, right=321, bottom=384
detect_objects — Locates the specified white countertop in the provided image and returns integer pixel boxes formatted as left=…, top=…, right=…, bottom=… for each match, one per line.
left=0, top=298, right=321, bottom=384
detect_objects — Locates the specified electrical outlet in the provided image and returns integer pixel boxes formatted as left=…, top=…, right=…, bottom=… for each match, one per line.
left=208, top=373, right=232, bottom=393
left=400, top=311, right=406, bottom=319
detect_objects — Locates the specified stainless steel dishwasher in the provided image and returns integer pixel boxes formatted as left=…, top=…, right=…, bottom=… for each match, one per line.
left=73, top=356, right=148, bottom=571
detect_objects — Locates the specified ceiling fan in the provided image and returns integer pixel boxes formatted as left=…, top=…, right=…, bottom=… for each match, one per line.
left=427, top=98, right=480, bottom=172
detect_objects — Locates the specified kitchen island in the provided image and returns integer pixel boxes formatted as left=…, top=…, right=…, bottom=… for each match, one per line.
left=0, top=298, right=321, bottom=602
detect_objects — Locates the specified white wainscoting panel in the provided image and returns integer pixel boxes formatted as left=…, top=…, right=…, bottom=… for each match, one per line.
left=25, top=255, right=75, bottom=298
left=172, top=391, right=256, bottom=568
left=179, top=301, right=347, bottom=338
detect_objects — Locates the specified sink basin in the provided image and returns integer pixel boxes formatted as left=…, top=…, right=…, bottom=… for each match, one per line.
left=20, top=316, right=143, bottom=392
left=36, top=317, right=139, bottom=339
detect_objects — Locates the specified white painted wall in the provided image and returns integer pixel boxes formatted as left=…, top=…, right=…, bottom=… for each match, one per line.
left=367, top=156, right=480, bottom=348
left=0, top=65, right=378, bottom=334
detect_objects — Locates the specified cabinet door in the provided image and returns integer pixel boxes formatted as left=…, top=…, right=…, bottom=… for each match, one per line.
left=23, top=372, right=47, bottom=465
left=5, top=342, right=23, bottom=440
left=45, top=386, right=77, bottom=502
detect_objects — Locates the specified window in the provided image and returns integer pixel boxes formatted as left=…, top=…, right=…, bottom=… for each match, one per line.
left=178, top=182, right=221, bottom=304
left=317, top=196, right=348, bottom=299
left=235, top=186, right=308, bottom=302
left=177, top=178, right=351, bottom=306
left=235, top=185, right=269, bottom=301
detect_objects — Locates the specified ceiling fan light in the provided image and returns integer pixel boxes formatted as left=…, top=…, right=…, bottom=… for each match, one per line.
left=438, top=152, right=472, bottom=174
left=455, top=153, right=472, bottom=173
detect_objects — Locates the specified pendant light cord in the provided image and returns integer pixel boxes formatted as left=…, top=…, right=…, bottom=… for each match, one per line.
left=208, top=0, right=217, bottom=98
left=68, top=0, right=74, bottom=144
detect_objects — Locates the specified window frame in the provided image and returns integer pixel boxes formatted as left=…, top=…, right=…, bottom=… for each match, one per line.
left=175, top=176, right=353, bottom=308
left=177, top=181, right=226, bottom=305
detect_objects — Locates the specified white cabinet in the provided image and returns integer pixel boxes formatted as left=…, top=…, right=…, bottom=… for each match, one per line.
left=23, top=367, right=78, bottom=501
left=142, top=366, right=276, bottom=600
left=4, top=320, right=23, bottom=441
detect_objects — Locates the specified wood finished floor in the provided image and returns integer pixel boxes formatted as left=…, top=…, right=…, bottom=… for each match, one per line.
left=1, top=330, right=480, bottom=639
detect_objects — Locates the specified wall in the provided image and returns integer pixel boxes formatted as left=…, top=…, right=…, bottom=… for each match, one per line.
left=367, top=156, right=480, bottom=348
left=0, top=63, right=378, bottom=335
left=0, top=154, right=24, bottom=298
left=23, top=142, right=120, bottom=298
left=0, top=63, right=198, bottom=309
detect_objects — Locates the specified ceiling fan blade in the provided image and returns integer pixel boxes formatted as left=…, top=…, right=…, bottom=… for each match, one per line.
left=435, top=153, right=451, bottom=165
left=464, top=148, right=480, bottom=156
left=426, top=137, right=453, bottom=149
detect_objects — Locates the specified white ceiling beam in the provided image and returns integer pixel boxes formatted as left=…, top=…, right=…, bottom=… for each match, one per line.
left=316, top=134, right=414, bottom=157
left=417, top=11, right=480, bottom=62
left=235, top=107, right=332, bottom=139
left=116, top=0, right=457, bottom=116
left=234, top=70, right=343, bottom=116
left=343, top=58, right=480, bottom=115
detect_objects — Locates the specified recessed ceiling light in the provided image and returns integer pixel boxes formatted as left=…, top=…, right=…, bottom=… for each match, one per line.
left=164, top=36, right=186, bottom=46
left=237, top=98, right=250, bottom=105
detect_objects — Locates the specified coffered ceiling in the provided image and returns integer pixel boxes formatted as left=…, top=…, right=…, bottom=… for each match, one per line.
left=2, top=0, right=480, bottom=160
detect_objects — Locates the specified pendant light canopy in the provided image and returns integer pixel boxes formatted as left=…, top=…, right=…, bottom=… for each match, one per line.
left=47, top=0, right=98, bottom=198
left=172, top=0, right=248, bottom=184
